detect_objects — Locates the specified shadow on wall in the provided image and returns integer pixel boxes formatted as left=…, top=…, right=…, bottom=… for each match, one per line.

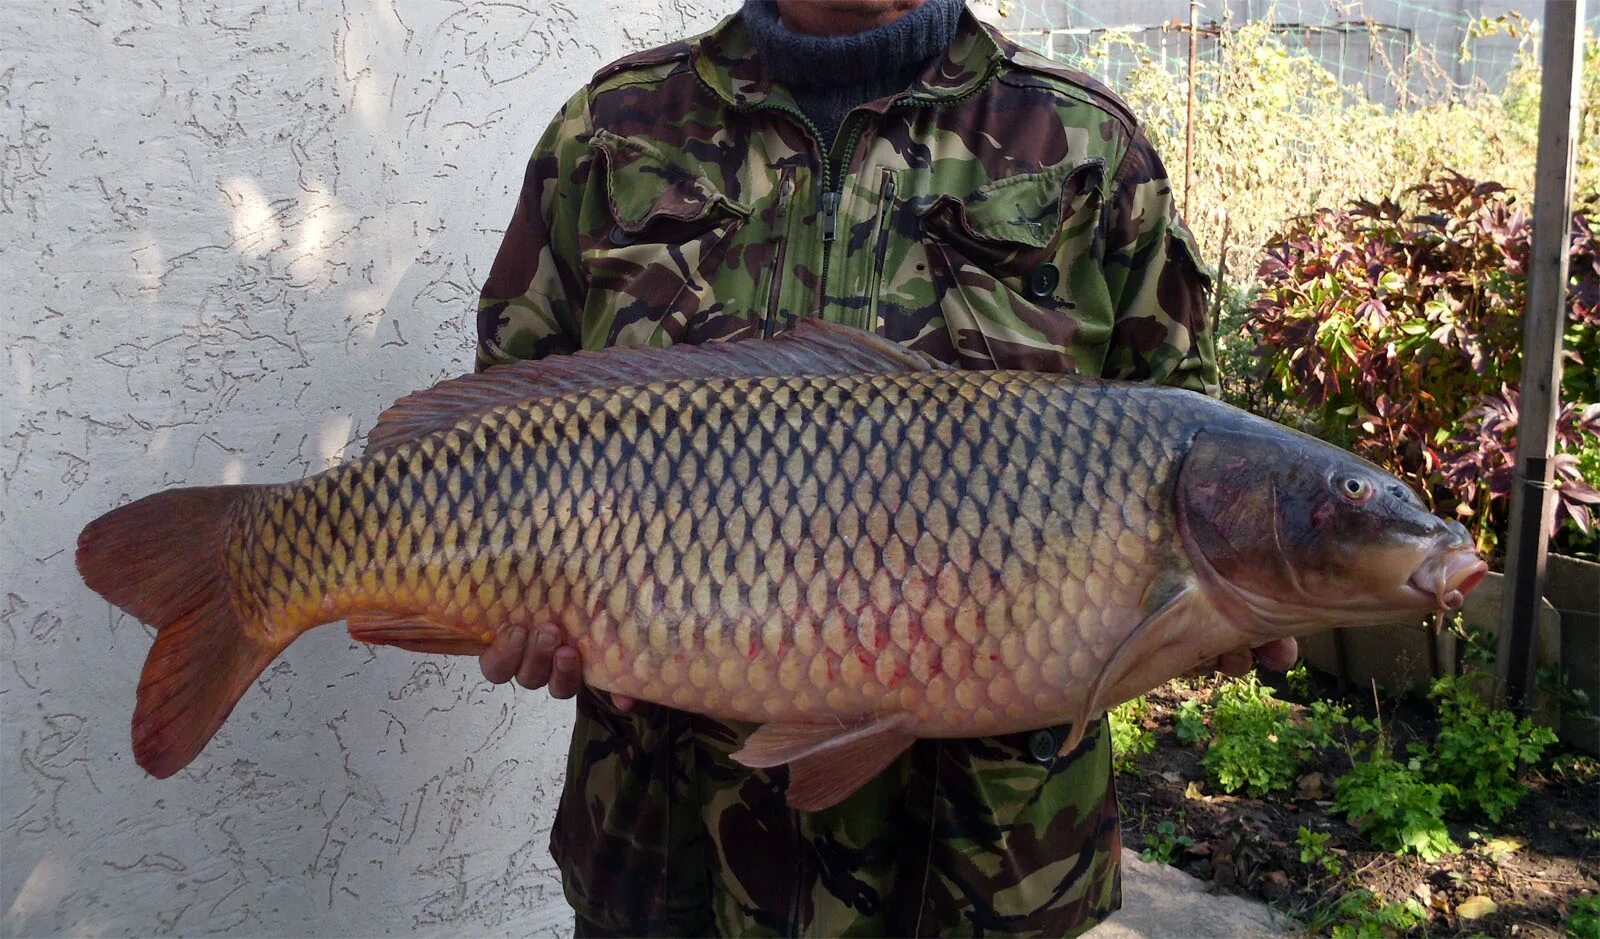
left=1, top=1, right=735, bottom=935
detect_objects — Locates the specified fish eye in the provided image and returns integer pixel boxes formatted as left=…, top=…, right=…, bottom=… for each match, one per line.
left=1337, top=476, right=1375, bottom=503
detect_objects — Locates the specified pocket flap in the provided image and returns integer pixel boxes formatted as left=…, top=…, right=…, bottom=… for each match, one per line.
left=592, top=129, right=751, bottom=234
left=1166, top=219, right=1214, bottom=288
left=921, top=158, right=1105, bottom=249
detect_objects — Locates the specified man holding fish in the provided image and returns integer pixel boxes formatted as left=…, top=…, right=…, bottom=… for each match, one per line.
left=81, top=0, right=1484, bottom=936
left=473, top=1, right=1295, bottom=934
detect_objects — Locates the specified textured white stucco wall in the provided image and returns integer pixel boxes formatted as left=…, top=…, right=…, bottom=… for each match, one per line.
left=1, top=2, right=735, bottom=935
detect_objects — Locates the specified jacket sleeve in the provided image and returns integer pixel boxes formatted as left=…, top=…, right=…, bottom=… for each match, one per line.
left=475, top=89, right=596, bottom=371
left=1097, top=129, right=1221, bottom=397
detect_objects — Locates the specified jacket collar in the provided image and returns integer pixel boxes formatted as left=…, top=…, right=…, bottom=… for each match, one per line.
left=692, top=7, right=1002, bottom=111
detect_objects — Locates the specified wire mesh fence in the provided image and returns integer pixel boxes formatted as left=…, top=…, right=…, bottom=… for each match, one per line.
left=993, top=0, right=1574, bottom=107
left=981, top=0, right=1596, bottom=287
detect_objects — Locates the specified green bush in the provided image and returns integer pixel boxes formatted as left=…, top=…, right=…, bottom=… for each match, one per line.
left=1333, top=743, right=1458, bottom=861
left=1569, top=894, right=1600, bottom=939
left=1420, top=674, right=1559, bottom=822
left=1194, top=676, right=1345, bottom=796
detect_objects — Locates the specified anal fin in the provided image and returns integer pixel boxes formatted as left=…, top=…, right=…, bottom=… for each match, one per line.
left=732, top=714, right=916, bottom=812
left=348, top=612, right=490, bottom=655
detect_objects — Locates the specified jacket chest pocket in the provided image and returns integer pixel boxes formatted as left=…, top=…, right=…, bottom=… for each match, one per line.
left=910, top=159, right=1108, bottom=372
left=582, top=130, right=754, bottom=349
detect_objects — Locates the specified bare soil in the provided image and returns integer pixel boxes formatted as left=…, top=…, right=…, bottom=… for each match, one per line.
left=1116, top=672, right=1600, bottom=937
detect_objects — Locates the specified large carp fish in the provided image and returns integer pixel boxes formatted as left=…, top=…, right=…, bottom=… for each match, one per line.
left=78, top=321, right=1486, bottom=809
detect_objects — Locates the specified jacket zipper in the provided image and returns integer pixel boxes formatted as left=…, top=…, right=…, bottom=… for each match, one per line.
left=815, top=117, right=869, bottom=317
left=865, top=169, right=898, bottom=331
left=743, top=99, right=867, bottom=321
left=711, top=62, right=1002, bottom=326
left=762, top=169, right=796, bottom=339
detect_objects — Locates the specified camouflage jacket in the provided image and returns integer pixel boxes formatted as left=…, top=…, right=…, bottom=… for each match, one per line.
left=477, top=9, right=1216, bottom=937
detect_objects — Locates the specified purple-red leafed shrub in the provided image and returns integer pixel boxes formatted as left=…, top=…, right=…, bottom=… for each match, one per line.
left=1249, top=172, right=1599, bottom=562
left=1439, top=392, right=1600, bottom=547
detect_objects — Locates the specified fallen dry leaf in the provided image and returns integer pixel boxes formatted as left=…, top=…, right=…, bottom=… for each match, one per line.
left=1457, top=895, right=1499, bottom=920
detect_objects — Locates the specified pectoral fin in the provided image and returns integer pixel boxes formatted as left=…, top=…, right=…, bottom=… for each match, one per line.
left=733, top=714, right=916, bottom=811
left=1059, top=583, right=1208, bottom=757
left=347, top=612, right=490, bottom=655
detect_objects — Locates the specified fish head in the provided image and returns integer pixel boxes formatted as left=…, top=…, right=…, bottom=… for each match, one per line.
left=1174, top=426, right=1487, bottom=633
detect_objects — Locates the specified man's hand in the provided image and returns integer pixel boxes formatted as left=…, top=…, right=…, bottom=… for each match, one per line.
left=1198, top=637, right=1298, bottom=678
left=479, top=625, right=637, bottom=711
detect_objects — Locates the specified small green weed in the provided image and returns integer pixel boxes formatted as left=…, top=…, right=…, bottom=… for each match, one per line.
left=1422, top=674, right=1558, bottom=822
left=1295, top=825, right=1343, bottom=876
left=1447, top=614, right=1497, bottom=666
left=1549, top=753, right=1600, bottom=785
left=1173, top=697, right=1209, bottom=745
left=1285, top=662, right=1315, bottom=697
left=1109, top=696, right=1156, bottom=771
left=1139, top=818, right=1193, bottom=864
left=1568, top=894, right=1600, bottom=939
left=1319, top=890, right=1429, bottom=939
left=1333, top=742, right=1458, bottom=861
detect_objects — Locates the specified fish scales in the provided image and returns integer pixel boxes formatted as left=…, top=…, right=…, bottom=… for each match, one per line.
left=225, top=369, right=1187, bottom=737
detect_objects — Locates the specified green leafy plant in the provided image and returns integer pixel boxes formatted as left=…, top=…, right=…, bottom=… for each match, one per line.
left=1197, top=675, right=1333, bottom=796
left=1334, top=742, right=1458, bottom=861
left=1109, top=696, right=1157, bottom=771
left=1139, top=818, right=1194, bottom=864
left=1284, top=662, right=1315, bottom=698
left=1448, top=613, right=1498, bottom=666
left=1173, top=697, right=1209, bottom=746
left=1296, top=825, right=1343, bottom=876
left=1320, top=890, right=1430, bottom=939
left=1304, top=698, right=1367, bottom=744
left=1569, top=894, right=1600, bottom=939
left=1420, top=674, right=1559, bottom=822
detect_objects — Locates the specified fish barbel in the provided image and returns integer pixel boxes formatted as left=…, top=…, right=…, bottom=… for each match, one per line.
left=77, top=321, right=1486, bottom=809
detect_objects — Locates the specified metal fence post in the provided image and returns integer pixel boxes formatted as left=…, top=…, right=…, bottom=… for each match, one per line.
left=1184, top=0, right=1199, bottom=213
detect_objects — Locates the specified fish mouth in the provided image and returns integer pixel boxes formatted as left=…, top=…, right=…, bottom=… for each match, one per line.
left=1407, top=547, right=1489, bottom=611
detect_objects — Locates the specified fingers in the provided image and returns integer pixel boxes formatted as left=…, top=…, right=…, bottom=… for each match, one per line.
left=1215, top=647, right=1253, bottom=677
left=547, top=647, right=582, bottom=699
left=1193, top=638, right=1301, bottom=680
left=480, top=627, right=526, bottom=685
left=482, top=624, right=627, bottom=707
left=1253, top=637, right=1299, bottom=672
left=515, top=625, right=563, bottom=691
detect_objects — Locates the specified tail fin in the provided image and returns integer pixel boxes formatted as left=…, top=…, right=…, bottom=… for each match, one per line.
left=77, top=486, right=287, bottom=778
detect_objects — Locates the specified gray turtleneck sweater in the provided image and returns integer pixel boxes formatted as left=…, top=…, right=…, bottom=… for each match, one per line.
left=742, top=0, right=965, bottom=148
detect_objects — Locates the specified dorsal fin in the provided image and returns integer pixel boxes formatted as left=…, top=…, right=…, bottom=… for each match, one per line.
left=366, top=320, right=944, bottom=454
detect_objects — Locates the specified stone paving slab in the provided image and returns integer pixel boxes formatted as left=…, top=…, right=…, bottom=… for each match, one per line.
left=1088, top=855, right=1294, bottom=939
